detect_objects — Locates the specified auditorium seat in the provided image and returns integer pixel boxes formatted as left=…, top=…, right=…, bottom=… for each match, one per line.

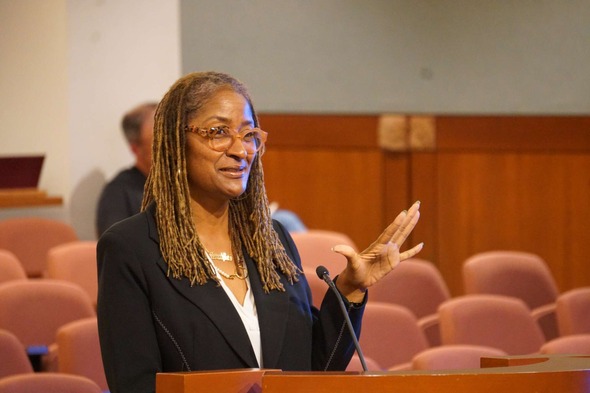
left=345, top=353, right=382, bottom=371
left=369, top=258, right=451, bottom=346
left=462, top=250, right=559, bottom=340
left=0, top=217, right=78, bottom=277
left=46, top=241, right=98, bottom=306
left=359, top=302, right=429, bottom=370
left=0, top=279, right=95, bottom=371
left=0, top=329, right=33, bottom=378
left=0, top=373, right=102, bottom=393
left=540, top=334, right=590, bottom=355
left=290, top=229, right=358, bottom=277
left=57, top=317, right=108, bottom=391
left=0, top=249, right=27, bottom=284
left=410, top=344, right=507, bottom=371
left=438, top=294, right=546, bottom=355
left=555, top=287, right=590, bottom=335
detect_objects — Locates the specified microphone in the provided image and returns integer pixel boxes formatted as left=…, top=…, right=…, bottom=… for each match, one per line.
left=315, top=265, right=368, bottom=372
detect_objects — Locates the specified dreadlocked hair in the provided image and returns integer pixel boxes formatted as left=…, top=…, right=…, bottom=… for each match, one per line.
left=142, top=71, right=299, bottom=292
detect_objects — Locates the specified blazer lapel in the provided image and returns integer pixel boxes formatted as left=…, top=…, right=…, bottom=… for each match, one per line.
left=154, top=256, right=259, bottom=367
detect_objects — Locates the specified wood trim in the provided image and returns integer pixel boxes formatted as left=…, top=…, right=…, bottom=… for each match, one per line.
left=436, top=116, right=590, bottom=151
left=258, top=114, right=379, bottom=149
left=408, top=153, right=439, bottom=267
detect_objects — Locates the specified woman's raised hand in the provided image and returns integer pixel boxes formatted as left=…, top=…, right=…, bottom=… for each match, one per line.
left=334, top=201, right=423, bottom=302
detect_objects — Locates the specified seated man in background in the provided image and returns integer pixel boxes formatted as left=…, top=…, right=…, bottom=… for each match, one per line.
left=96, top=102, right=157, bottom=237
left=96, top=102, right=307, bottom=237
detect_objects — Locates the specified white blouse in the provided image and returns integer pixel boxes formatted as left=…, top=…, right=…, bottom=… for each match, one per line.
left=212, top=264, right=263, bottom=368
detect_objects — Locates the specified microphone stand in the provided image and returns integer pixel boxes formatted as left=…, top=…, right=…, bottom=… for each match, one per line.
left=316, top=265, right=368, bottom=372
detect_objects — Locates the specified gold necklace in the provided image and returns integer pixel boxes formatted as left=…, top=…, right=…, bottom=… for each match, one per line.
left=208, top=251, right=233, bottom=262
left=205, top=250, right=248, bottom=280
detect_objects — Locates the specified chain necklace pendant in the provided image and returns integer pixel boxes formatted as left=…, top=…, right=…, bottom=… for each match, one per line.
left=205, top=249, right=248, bottom=280
left=209, top=251, right=233, bottom=262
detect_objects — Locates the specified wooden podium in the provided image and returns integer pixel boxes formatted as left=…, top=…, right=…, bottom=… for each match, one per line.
left=156, top=355, right=590, bottom=393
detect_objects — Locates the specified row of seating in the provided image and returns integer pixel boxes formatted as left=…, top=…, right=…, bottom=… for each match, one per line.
left=0, top=241, right=98, bottom=306
left=346, top=297, right=590, bottom=372
left=0, top=317, right=107, bottom=391
left=0, top=217, right=79, bottom=278
left=293, top=230, right=590, bottom=371
left=0, top=373, right=102, bottom=393
left=0, top=279, right=107, bottom=389
left=0, top=217, right=105, bottom=391
left=1, top=223, right=589, bottom=381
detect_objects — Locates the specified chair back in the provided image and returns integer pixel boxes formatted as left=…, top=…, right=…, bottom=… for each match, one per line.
left=47, top=241, right=98, bottom=306
left=291, top=229, right=357, bottom=276
left=57, top=317, right=108, bottom=391
left=0, top=249, right=27, bottom=284
left=345, top=354, right=382, bottom=371
left=438, top=294, right=546, bottom=355
left=370, top=258, right=450, bottom=318
left=0, top=217, right=78, bottom=277
left=368, top=258, right=451, bottom=347
left=0, top=329, right=33, bottom=378
left=556, top=287, right=590, bottom=335
left=462, top=250, right=560, bottom=340
left=359, top=302, right=429, bottom=370
left=462, top=250, right=558, bottom=309
left=0, top=279, right=95, bottom=348
left=0, top=373, right=102, bottom=393
left=540, top=334, right=590, bottom=355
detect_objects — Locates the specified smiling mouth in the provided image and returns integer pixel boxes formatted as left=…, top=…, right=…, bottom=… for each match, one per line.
left=220, top=166, right=247, bottom=176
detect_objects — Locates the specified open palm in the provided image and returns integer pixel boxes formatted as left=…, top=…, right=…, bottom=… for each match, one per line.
left=334, top=201, right=423, bottom=296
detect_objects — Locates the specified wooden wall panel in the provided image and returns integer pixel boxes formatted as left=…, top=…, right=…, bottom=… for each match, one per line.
left=383, top=153, right=411, bottom=226
left=259, top=114, right=399, bottom=250
left=433, top=117, right=590, bottom=295
left=409, top=153, right=439, bottom=271
left=258, top=113, right=590, bottom=296
left=569, top=155, right=590, bottom=289
left=434, top=153, right=575, bottom=294
left=262, top=149, right=385, bottom=249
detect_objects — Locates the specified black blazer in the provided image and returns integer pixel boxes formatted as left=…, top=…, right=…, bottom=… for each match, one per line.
left=97, top=204, right=364, bottom=393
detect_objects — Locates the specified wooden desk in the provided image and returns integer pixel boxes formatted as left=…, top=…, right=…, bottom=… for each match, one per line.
left=0, top=188, right=63, bottom=208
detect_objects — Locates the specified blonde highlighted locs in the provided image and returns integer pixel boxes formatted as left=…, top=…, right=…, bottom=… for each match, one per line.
left=141, top=71, right=299, bottom=292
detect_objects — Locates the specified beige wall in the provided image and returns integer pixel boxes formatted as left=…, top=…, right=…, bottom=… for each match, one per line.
left=2, top=0, right=589, bottom=239
left=181, top=0, right=590, bottom=114
left=0, top=0, right=70, bottom=196
left=0, top=0, right=181, bottom=239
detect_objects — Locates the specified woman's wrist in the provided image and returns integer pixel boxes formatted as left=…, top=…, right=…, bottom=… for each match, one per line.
left=334, top=274, right=367, bottom=303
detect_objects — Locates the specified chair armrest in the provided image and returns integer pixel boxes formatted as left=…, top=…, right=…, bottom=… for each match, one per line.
left=418, top=313, right=441, bottom=347
left=531, top=302, right=559, bottom=341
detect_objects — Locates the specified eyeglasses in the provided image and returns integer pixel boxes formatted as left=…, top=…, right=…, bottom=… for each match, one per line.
left=185, top=125, right=267, bottom=154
